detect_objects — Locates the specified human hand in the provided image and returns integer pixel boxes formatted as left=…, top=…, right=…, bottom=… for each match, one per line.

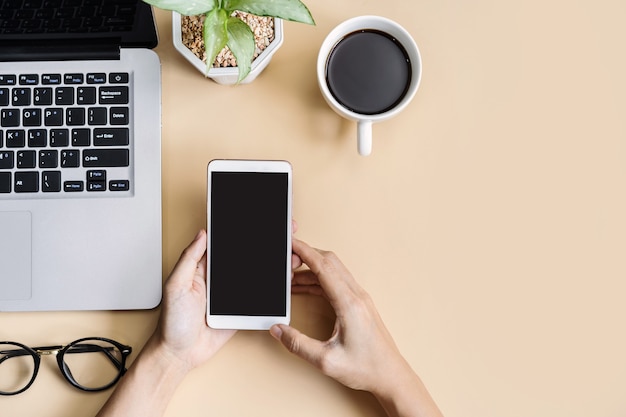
left=97, top=226, right=304, bottom=417
left=150, top=230, right=236, bottom=373
left=270, top=238, right=407, bottom=392
left=270, top=239, right=443, bottom=417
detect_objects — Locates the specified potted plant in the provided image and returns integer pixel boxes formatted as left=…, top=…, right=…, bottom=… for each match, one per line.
left=144, top=0, right=315, bottom=84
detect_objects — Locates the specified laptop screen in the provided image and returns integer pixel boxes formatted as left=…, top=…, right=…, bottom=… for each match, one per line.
left=0, top=0, right=158, bottom=49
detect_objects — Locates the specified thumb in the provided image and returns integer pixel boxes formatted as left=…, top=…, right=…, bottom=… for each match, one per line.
left=270, top=324, right=326, bottom=368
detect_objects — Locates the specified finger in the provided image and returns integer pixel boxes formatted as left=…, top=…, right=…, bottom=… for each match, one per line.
left=292, top=269, right=320, bottom=286
left=291, top=220, right=300, bottom=270
left=270, top=324, right=327, bottom=369
left=193, top=252, right=208, bottom=285
left=291, top=270, right=327, bottom=298
left=292, top=284, right=327, bottom=298
left=169, top=230, right=207, bottom=286
left=291, top=239, right=350, bottom=303
left=292, top=253, right=302, bottom=271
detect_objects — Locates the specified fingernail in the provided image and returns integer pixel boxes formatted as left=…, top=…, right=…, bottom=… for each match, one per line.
left=269, top=325, right=283, bottom=339
left=194, top=229, right=204, bottom=241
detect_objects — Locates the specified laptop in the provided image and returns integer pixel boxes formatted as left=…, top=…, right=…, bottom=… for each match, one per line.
left=0, top=0, right=162, bottom=311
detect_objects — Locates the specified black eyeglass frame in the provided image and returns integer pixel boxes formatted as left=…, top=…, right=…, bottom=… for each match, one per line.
left=0, top=337, right=132, bottom=395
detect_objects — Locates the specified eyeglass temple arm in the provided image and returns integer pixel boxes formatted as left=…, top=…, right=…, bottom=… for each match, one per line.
left=64, top=343, right=126, bottom=369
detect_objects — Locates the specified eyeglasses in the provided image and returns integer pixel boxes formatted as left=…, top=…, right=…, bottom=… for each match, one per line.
left=0, top=337, right=132, bottom=395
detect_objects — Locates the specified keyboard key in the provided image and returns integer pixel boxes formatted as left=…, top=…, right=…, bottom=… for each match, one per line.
left=87, top=73, right=107, bottom=84
left=41, top=171, right=61, bottom=192
left=44, top=108, right=63, bottom=126
left=16, top=9, right=35, bottom=19
left=22, top=108, right=42, bottom=126
left=110, top=107, right=129, bottom=125
left=0, top=172, right=11, bottom=193
left=17, top=150, right=36, bottom=168
left=64, top=73, right=83, bottom=84
left=83, top=149, right=129, bottom=167
left=34, top=87, right=53, bottom=105
left=55, top=7, right=74, bottom=19
left=1, top=108, right=20, bottom=127
left=23, top=2, right=44, bottom=10
left=66, top=107, right=85, bottom=125
left=39, top=150, right=58, bottom=168
left=0, top=88, right=8, bottom=106
left=87, top=169, right=106, bottom=180
left=109, top=179, right=129, bottom=191
left=93, top=128, right=128, bottom=146
left=42, top=18, right=61, bottom=30
left=19, top=74, right=39, bottom=85
left=64, top=180, right=84, bottom=192
left=87, top=180, right=106, bottom=191
left=80, top=6, right=99, bottom=18
left=88, top=107, right=107, bottom=125
left=72, top=128, right=90, bottom=146
left=12, top=88, right=31, bottom=106
left=84, top=15, right=103, bottom=26
left=28, top=129, right=47, bottom=147
left=99, top=86, right=128, bottom=104
left=14, top=171, right=39, bottom=192
left=0, top=75, right=17, bottom=85
left=50, top=129, right=69, bottom=147
left=61, top=149, right=80, bottom=167
left=77, top=87, right=96, bottom=104
left=109, top=72, right=129, bottom=84
left=1, top=22, right=21, bottom=31
left=42, top=74, right=62, bottom=85
left=6, top=130, right=26, bottom=147
left=55, top=87, right=74, bottom=105
left=0, top=151, right=14, bottom=169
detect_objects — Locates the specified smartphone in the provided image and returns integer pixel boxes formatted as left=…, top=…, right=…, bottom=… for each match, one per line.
left=206, top=159, right=292, bottom=330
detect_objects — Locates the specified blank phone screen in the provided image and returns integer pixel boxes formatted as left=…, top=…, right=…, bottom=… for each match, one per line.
left=209, top=171, right=288, bottom=316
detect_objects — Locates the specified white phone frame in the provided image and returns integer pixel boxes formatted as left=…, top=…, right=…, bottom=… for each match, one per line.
left=206, top=159, right=292, bottom=330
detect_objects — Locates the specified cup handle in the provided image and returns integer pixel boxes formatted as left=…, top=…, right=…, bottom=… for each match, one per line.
left=357, top=120, right=372, bottom=156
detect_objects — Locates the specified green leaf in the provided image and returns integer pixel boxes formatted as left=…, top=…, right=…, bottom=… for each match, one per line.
left=203, top=8, right=229, bottom=75
left=225, top=16, right=255, bottom=82
left=143, top=0, right=217, bottom=16
left=225, top=0, right=315, bottom=25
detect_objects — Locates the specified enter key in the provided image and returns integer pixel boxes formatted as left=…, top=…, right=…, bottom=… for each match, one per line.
left=94, top=128, right=129, bottom=146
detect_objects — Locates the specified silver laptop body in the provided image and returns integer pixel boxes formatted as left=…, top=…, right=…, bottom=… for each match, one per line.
left=0, top=1, right=162, bottom=311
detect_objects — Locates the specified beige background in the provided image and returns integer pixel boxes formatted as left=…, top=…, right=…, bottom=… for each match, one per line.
left=2, top=0, right=626, bottom=416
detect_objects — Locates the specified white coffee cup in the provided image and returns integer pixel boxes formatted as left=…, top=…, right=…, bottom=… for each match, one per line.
left=317, top=16, right=422, bottom=156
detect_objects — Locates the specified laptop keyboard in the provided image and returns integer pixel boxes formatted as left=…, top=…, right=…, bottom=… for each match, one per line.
left=0, top=70, right=132, bottom=197
left=0, top=0, right=137, bottom=34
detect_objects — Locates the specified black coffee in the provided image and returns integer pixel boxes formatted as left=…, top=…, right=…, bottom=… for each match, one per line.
left=326, top=29, right=412, bottom=115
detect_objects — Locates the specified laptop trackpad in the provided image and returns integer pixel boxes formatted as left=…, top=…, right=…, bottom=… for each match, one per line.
left=0, top=211, right=32, bottom=301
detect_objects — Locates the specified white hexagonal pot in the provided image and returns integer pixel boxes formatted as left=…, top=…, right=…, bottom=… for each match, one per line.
left=172, top=12, right=283, bottom=85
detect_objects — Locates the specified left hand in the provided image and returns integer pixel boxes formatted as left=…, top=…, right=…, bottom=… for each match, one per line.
left=151, top=230, right=236, bottom=373
left=150, top=221, right=301, bottom=373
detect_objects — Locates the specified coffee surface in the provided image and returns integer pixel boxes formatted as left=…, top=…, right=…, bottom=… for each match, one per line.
left=326, top=29, right=411, bottom=115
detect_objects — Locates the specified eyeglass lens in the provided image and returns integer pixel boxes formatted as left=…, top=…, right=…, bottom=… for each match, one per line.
left=0, top=343, right=37, bottom=395
left=62, top=339, right=124, bottom=390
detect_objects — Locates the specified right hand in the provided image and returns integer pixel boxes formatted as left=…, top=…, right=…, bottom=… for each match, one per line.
left=270, top=238, right=411, bottom=395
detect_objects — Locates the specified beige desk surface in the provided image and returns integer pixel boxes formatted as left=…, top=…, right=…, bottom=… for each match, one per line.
left=3, top=1, right=626, bottom=416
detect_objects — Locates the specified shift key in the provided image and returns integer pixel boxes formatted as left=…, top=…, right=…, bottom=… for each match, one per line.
left=83, top=149, right=129, bottom=167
